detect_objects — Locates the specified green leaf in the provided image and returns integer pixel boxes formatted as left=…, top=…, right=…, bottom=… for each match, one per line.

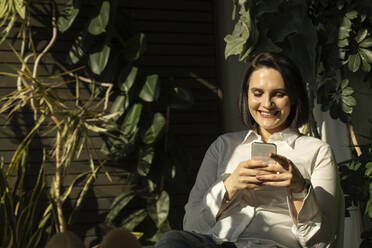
left=366, top=162, right=372, bottom=177
left=224, top=8, right=252, bottom=59
left=367, top=183, right=372, bottom=218
left=359, top=48, right=372, bottom=63
left=147, top=191, right=170, bottom=228
left=122, top=33, right=147, bottom=61
left=84, top=123, right=107, bottom=133
left=68, top=33, right=86, bottom=65
left=139, top=74, right=159, bottom=102
left=342, top=87, right=354, bottom=96
left=148, top=220, right=171, bottom=243
left=14, top=0, right=25, bottom=19
left=121, top=103, right=143, bottom=137
left=349, top=161, right=361, bottom=171
left=88, top=1, right=110, bottom=35
left=360, top=38, right=372, bottom=48
left=340, top=79, right=349, bottom=89
left=147, top=179, right=156, bottom=193
left=338, top=17, right=352, bottom=40
left=142, top=113, right=166, bottom=144
left=232, top=0, right=238, bottom=20
left=120, top=209, right=147, bottom=231
left=137, top=146, right=155, bottom=176
left=342, top=95, right=356, bottom=107
left=355, top=29, right=368, bottom=44
left=341, top=102, right=352, bottom=113
left=347, top=54, right=361, bottom=72
left=0, top=1, right=8, bottom=18
left=68, top=166, right=100, bottom=225
left=224, top=35, right=248, bottom=59
left=110, top=95, right=127, bottom=118
left=7, top=115, right=45, bottom=177
left=57, top=0, right=80, bottom=33
left=105, top=191, right=136, bottom=225
left=345, top=10, right=358, bottom=19
left=361, top=58, right=371, bottom=72
left=366, top=196, right=372, bottom=218
left=338, top=38, right=349, bottom=48
left=89, top=44, right=111, bottom=75
left=118, top=66, right=138, bottom=93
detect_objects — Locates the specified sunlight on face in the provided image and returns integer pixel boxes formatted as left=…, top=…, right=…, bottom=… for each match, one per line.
left=248, top=67, right=291, bottom=139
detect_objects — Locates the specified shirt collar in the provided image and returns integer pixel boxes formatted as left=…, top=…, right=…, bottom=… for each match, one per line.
left=242, top=128, right=300, bottom=148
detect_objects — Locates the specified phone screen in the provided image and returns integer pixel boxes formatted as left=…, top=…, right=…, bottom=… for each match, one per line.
left=251, top=142, right=277, bottom=163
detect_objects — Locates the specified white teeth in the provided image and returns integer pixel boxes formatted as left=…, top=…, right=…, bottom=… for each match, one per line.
left=260, top=111, right=276, bottom=116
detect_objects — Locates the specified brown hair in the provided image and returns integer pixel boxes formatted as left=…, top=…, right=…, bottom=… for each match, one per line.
left=239, top=52, right=309, bottom=129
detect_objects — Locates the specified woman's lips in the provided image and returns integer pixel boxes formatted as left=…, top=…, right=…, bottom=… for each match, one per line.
left=258, top=110, right=278, bottom=118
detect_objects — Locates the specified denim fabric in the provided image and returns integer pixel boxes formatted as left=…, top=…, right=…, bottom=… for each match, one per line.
left=155, top=230, right=237, bottom=248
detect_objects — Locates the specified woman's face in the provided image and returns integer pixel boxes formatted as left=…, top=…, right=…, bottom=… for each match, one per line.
left=248, top=67, right=291, bottom=136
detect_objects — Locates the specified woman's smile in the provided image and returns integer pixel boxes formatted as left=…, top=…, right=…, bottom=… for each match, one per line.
left=248, top=67, right=291, bottom=140
left=258, top=110, right=279, bottom=118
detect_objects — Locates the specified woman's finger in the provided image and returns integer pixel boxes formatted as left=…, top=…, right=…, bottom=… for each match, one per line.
left=256, top=171, right=291, bottom=182
left=258, top=163, right=286, bottom=174
left=239, top=159, right=268, bottom=169
left=260, top=180, right=291, bottom=187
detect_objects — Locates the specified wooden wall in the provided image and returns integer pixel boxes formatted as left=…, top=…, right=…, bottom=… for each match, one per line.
left=0, top=0, right=222, bottom=245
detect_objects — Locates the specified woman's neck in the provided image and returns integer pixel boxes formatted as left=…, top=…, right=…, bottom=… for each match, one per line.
left=258, top=128, right=271, bottom=143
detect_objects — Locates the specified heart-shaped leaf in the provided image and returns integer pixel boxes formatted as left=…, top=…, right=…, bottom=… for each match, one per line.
left=88, top=1, right=110, bottom=35
left=57, top=0, right=81, bottom=33
left=118, top=66, right=138, bottom=93
left=147, top=191, right=170, bottom=228
left=137, top=146, right=155, bottom=176
left=120, top=209, right=147, bottom=231
left=89, top=44, right=111, bottom=75
left=105, top=191, right=136, bottom=224
left=142, top=113, right=165, bottom=144
left=347, top=53, right=361, bottom=72
left=139, top=74, right=160, bottom=102
left=121, top=103, right=143, bottom=137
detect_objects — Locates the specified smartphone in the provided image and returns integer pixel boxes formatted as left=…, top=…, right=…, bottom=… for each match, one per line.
left=251, top=142, right=277, bottom=163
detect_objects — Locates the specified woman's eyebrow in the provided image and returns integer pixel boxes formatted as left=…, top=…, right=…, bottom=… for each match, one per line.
left=249, top=88, right=263, bottom=91
left=272, top=88, right=287, bottom=92
left=249, top=87, right=287, bottom=91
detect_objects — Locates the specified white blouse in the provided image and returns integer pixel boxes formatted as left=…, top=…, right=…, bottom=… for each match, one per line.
left=183, top=128, right=344, bottom=248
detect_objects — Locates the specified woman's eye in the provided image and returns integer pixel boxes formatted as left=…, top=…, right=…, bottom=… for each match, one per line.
left=253, top=91, right=262, bottom=97
left=274, top=92, right=286, bottom=97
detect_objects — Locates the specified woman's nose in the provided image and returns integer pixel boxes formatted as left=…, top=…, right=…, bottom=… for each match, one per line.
left=262, top=96, right=274, bottom=108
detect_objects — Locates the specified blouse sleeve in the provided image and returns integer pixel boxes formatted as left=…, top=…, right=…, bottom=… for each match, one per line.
left=290, top=143, right=342, bottom=247
left=183, top=136, right=228, bottom=233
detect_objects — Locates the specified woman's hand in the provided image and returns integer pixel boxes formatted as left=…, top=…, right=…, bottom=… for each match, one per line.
left=224, top=160, right=268, bottom=200
left=255, top=153, right=306, bottom=193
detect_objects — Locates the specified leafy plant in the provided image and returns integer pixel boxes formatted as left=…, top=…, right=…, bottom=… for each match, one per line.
left=1, top=0, right=193, bottom=246
left=338, top=144, right=372, bottom=216
left=0, top=150, right=50, bottom=248
left=0, top=0, right=119, bottom=239
left=0, top=0, right=27, bottom=44
left=55, top=0, right=194, bottom=245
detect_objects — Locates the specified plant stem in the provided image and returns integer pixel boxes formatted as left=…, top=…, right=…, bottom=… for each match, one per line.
left=346, top=122, right=362, bottom=157
left=33, top=1, right=57, bottom=79
left=55, top=129, right=66, bottom=232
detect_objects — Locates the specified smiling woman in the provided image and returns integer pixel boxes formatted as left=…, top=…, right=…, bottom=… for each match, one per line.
left=247, top=67, right=291, bottom=141
left=155, top=53, right=344, bottom=248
